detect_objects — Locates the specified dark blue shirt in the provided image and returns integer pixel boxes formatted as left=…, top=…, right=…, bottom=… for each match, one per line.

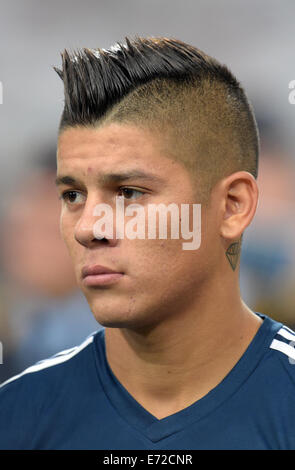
left=1, top=313, right=295, bottom=449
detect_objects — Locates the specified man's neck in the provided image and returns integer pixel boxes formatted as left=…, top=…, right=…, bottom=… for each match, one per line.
left=104, top=294, right=262, bottom=420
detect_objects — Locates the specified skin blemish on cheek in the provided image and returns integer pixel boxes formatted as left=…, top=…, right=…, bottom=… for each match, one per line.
left=87, top=167, right=93, bottom=174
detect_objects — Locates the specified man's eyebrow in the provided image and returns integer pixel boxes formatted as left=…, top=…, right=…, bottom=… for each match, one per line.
left=98, top=171, right=165, bottom=185
left=55, top=171, right=165, bottom=186
left=55, top=175, right=78, bottom=186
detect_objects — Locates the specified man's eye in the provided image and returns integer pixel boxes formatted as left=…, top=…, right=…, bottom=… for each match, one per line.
left=60, top=191, right=85, bottom=204
left=118, top=188, right=144, bottom=200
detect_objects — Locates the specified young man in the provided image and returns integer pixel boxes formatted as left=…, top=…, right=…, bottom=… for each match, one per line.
left=1, top=36, right=295, bottom=450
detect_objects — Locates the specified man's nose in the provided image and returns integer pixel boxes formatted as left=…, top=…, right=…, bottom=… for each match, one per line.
left=74, top=196, right=118, bottom=248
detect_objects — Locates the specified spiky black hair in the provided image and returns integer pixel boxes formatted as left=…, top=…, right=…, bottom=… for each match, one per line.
left=54, top=35, right=259, bottom=180
left=55, top=37, right=238, bottom=124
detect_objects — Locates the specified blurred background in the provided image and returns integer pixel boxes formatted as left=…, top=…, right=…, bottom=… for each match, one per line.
left=0, top=0, right=294, bottom=383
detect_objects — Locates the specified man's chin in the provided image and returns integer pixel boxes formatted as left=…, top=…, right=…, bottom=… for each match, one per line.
left=91, top=311, right=156, bottom=332
left=95, top=318, right=131, bottom=328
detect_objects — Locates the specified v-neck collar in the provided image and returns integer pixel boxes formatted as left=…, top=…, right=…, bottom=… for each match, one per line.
left=93, top=313, right=281, bottom=443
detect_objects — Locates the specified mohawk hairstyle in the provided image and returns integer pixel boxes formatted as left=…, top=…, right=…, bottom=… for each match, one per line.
left=54, top=36, right=259, bottom=197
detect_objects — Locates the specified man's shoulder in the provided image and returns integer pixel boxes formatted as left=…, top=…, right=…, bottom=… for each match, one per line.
left=0, top=329, right=101, bottom=398
left=266, top=321, right=295, bottom=384
left=234, top=313, right=295, bottom=401
left=252, top=314, right=295, bottom=404
left=0, top=329, right=104, bottom=450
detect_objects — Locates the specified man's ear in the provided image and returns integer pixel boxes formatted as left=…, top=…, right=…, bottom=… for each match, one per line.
left=219, top=171, right=259, bottom=240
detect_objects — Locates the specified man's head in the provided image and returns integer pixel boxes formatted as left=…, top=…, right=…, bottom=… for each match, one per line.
left=55, top=36, right=259, bottom=329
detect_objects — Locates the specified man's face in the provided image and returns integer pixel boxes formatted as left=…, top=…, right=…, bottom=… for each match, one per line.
left=57, top=123, right=217, bottom=329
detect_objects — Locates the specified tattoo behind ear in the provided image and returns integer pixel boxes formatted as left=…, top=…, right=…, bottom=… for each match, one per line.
left=226, top=240, right=241, bottom=271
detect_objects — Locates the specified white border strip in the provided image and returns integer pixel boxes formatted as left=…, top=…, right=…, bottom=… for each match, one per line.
left=270, top=339, right=295, bottom=361
left=276, top=327, right=295, bottom=342
left=281, top=325, right=295, bottom=335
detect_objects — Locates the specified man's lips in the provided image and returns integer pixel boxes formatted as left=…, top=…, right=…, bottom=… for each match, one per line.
left=81, top=264, right=124, bottom=286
